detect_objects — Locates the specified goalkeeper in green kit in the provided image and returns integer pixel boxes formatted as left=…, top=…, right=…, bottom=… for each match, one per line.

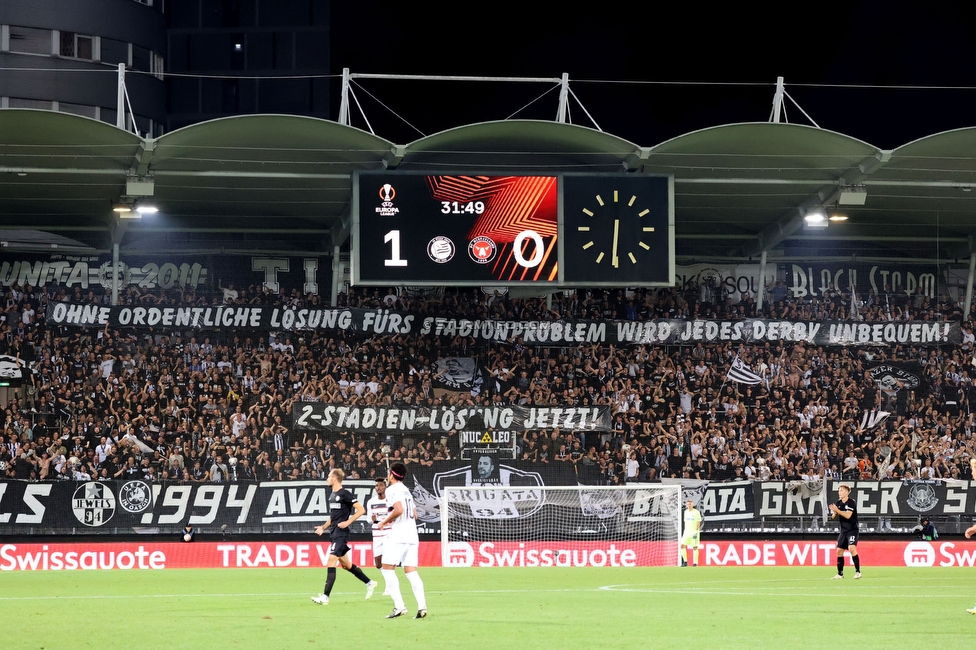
left=680, top=499, right=702, bottom=567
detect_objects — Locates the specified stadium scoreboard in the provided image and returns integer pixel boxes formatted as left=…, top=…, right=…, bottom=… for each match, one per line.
left=352, top=172, right=674, bottom=287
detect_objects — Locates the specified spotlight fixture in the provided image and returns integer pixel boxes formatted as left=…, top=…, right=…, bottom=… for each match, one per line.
left=803, top=208, right=828, bottom=229
left=136, top=204, right=158, bottom=214
left=829, top=214, right=848, bottom=222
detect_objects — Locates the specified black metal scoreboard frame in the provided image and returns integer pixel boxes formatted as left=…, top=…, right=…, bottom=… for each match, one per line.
left=352, top=171, right=674, bottom=288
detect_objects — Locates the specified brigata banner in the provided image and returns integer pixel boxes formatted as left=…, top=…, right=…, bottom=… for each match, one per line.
left=700, top=540, right=976, bottom=568
left=44, top=301, right=959, bottom=346
left=292, top=404, right=612, bottom=433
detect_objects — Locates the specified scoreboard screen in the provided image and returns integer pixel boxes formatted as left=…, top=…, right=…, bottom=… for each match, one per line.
left=353, top=172, right=674, bottom=287
left=354, top=173, right=559, bottom=285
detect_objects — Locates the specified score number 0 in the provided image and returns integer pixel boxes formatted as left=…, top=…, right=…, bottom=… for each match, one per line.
left=382, top=229, right=545, bottom=268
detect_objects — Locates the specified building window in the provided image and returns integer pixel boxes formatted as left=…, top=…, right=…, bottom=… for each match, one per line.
left=8, top=26, right=52, bottom=55
left=8, top=97, right=54, bottom=110
left=152, top=52, right=165, bottom=80
left=58, top=102, right=98, bottom=119
left=59, top=31, right=95, bottom=61
left=101, top=38, right=129, bottom=66
left=132, top=44, right=151, bottom=71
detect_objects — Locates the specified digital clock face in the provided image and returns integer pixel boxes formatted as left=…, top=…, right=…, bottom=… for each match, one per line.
left=355, top=173, right=559, bottom=285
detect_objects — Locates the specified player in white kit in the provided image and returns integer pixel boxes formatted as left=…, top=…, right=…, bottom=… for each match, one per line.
left=367, top=477, right=392, bottom=594
left=377, top=462, right=427, bottom=619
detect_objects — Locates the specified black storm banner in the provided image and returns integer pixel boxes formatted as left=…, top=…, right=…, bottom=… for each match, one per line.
left=786, top=263, right=941, bottom=300
left=292, top=404, right=613, bottom=433
left=45, top=301, right=960, bottom=346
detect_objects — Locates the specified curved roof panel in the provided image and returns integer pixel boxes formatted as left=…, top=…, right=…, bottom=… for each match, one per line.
left=645, top=123, right=880, bottom=180
left=0, top=109, right=973, bottom=261
left=0, top=109, right=142, bottom=171
left=399, top=120, right=642, bottom=171
left=153, top=114, right=394, bottom=172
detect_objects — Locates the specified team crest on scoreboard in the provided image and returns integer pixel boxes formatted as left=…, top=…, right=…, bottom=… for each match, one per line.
left=118, top=480, right=153, bottom=514
left=467, top=236, right=497, bottom=264
left=427, top=236, right=456, bottom=263
left=71, top=482, right=116, bottom=527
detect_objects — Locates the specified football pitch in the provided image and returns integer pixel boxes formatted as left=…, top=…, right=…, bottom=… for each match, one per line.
left=3, top=566, right=975, bottom=649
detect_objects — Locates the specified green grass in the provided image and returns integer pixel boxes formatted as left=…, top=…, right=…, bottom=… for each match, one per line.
left=2, top=566, right=975, bottom=649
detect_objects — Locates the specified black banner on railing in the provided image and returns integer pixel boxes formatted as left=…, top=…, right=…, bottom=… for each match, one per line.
left=0, top=253, right=330, bottom=295
left=292, top=404, right=613, bottom=433
left=45, top=301, right=960, bottom=346
left=3, top=476, right=964, bottom=536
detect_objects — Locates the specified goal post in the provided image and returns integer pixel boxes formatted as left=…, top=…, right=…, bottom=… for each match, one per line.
left=440, top=484, right=682, bottom=568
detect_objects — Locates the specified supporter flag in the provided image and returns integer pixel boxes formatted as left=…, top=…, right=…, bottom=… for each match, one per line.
left=876, top=450, right=892, bottom=480
left=661, top=478, right=709, bottom=509
left=850, top=287, right=862, bottom=321
left=859, top=409, right=890, bottom=431
left=726, top=355, right=764, bottom=385
left=786, top=478, right=828, bottom=523
left=0, top=354, right=29, bottom=387
left=432, top=357, right=484, bottom=397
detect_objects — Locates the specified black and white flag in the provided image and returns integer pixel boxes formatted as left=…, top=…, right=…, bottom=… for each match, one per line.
left=726, top=355, right=764, bottom=385
left=859, top=409, right=891, bottom=431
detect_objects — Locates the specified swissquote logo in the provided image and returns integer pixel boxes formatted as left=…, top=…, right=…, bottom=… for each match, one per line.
left=375, top=184, right=399, bottom=217
left=72, top=482, right=115, bottom=527
left=904, top=541, right=935, bottom=567
left=446, top=542, right=475, bottom=567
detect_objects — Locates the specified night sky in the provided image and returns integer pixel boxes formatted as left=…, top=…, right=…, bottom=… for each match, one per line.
left=331, top=1, right=976, bottom=149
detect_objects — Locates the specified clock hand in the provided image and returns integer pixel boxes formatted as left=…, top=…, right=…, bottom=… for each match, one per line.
left=612, top=219, right=620, bottom=268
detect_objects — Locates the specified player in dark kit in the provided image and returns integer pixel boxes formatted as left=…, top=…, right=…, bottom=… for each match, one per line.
left=829, top=483, right=861, bottom=580
left=311, top=468, right=378, bottom=604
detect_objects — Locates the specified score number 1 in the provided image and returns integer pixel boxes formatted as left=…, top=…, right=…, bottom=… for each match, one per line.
left=382, top=228, right=545, bottom=269
left=383, top=230, right=408, bottom=267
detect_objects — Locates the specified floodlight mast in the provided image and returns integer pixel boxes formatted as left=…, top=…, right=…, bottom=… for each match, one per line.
left=770, top=76, right=785, bottom=123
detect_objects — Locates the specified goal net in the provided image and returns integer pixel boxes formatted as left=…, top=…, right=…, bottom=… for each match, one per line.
left=440, top=484, right=682, bottom=568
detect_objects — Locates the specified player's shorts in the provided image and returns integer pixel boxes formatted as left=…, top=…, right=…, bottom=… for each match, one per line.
left=836, top=530, right=859, bottom=550
left=383, top=542, right=419, bottom=568
left=328, top=535, right=351, bottom=558
left=372, top=536, right=386, bottom=559
left=680, top=533, right=700, bottom=548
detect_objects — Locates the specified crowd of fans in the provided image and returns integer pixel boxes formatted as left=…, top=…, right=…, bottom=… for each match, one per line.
left=1, top=277, right=975, bottom=488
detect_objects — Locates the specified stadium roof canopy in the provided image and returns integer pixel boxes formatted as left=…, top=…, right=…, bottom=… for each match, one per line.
left=1, top=108, right=975, bottom=265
